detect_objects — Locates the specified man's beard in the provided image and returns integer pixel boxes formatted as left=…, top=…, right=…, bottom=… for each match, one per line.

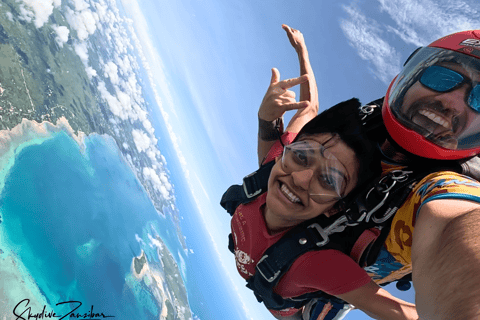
left=400, top=97, right=464, bottom=149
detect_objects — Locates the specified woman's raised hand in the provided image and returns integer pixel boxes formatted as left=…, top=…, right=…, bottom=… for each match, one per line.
left=258, top=68, right=310, bottom=122
left=282, top=24, right=306, bottom=54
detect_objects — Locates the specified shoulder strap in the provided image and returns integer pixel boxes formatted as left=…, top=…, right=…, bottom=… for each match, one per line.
left=220, top=161, right=274, bottom=216
left=246, top=218, right=354, bottom=310
left=359, top=97, right=388, bottom=145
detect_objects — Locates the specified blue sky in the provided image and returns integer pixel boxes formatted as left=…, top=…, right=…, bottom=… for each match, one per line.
left=120, top=0, right=480, bottom=319
left=10, top=0, right=480, bottom=319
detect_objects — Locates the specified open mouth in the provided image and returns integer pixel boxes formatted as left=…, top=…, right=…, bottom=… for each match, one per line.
left=417, top=109, right=451, bottom=130
left=411, top=107, right=456, bottom=136
left=279, top=182, right=303, bottom=206
left=411, top=109, right=459, bottom=149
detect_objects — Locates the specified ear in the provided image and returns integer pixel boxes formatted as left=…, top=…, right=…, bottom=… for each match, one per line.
left=275, top=156, right=281, bottom=163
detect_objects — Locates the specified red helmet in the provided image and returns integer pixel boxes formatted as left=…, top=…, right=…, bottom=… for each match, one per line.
left=383, top=30, right=480, bottom=160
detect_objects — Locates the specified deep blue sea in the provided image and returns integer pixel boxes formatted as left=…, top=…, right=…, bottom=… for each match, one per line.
left=0, top=131, right=188, bottom=319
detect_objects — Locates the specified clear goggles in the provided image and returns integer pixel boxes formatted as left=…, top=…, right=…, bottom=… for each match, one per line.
left=388, top=46, right=480, bottom=150
left=281, top=139, right=347, bottom=204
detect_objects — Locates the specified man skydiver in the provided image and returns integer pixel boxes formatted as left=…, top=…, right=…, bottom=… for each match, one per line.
left=365, top=29, right=480, bottom=319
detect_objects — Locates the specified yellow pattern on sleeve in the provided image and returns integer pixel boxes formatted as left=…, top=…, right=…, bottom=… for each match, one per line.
left=385, top=171, right=480, bottom=266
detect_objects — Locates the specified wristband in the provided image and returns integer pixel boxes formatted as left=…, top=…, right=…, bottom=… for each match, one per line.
left=258, top=117, right=284, bottom=141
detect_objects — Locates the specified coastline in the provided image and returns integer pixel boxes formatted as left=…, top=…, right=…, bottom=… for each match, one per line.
left=0, top=117, right=86, bottom=318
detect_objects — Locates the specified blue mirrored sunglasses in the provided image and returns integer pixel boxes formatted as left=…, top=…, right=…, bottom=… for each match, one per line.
left=420, top=65, right=480, bottom=113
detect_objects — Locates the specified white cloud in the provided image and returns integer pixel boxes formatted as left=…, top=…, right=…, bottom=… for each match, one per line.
left=143, top=167, right=171, bottom=199
left=142, top=118, right=154, bottom=136
left=5, top=12, right=14, bottom=22
left=116, top=90, right=131, bottom=113
left=93, top=1, right=108, bottom=22
left=378, top=0, right=480, bottom=46
left=120, top=1, right=189, bottom=179
left=85, top=66, right=97, bottom=79
left=52, top=25, right=69, bottom=48
left=97, top=81, right=145, bottom=124
left=65, top=6, right=97, bottom=41
left=132, top=129, right=151, bottom=153
left=71, top=0, right=90, bottom=11
left=74, top=41, right=89, bottom=65
left=18, top=0, right=61, bottom=28
left=97, top=81, right=126, bottom=119
left=18, top=4, right=34, bottom=24
left=340, top=0, right=480, bottom=84
left=340, top=4, right=402, bottom=83
left=104, top=61, right=120, bottom=85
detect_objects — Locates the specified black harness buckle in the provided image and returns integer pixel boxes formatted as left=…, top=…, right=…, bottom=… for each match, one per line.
left=256, top=255, right=281, bottom=283
left=241, top=161, right=275, bottom=199
left=243, top=172, right=263, bottom=198
left=307, top=223, right=329, bottom=247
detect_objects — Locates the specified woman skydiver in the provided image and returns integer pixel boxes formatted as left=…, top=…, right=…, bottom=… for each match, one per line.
left=228, top=25, right=419, bottom=320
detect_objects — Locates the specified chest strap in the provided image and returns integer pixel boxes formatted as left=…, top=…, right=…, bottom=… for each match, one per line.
left=350, top=228, right=381, bottom=264
left=247, top=211, right=384, bottom=310
left=220, top=161, right=274, bottom=215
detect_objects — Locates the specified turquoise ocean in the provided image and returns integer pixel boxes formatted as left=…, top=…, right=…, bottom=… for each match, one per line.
left=0, top=130, right=188, bottom=319
left=0, top=126, right=245, bottom=320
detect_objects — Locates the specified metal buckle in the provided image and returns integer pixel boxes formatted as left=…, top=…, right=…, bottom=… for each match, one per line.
left=308, top=223, right=329, bottom=247
left=243, top=174, right=262, bottom=199
left=366, top=170, right=412, bottom=223
left=365, top=188, right=390, bottom=222
left=256, top=255, right=280, bottom=283
left=391, top=170, right=413, bottom=182
left=372, top=206, right=398, bottom=224
left=360, top=105, right=376, bottom=121
left=325, top=215, right=348, bottom=234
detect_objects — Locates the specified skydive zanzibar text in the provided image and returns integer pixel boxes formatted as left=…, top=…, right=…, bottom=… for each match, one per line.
left=13, top=299, right=115, bottom=320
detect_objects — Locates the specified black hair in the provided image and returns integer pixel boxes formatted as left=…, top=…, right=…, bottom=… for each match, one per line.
left=296, top=98, right=382, bottom=191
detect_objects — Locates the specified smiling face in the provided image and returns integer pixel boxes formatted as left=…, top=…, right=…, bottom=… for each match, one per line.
left=264, top=133, right=359, bottom=233
left=387, top=46, right=480, bottom=154
left=399, top=62, right=480, bottom=149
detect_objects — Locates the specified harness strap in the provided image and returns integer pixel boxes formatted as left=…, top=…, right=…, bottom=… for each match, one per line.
left=350, top=228, right=381, bottom=265
left=228, top=233, right=235, bottom=254
left=255, top=223, right=346, bottom=284
left=220, top=161, right=274, bottom=215
left=247, top=215, right=365, bottom=310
